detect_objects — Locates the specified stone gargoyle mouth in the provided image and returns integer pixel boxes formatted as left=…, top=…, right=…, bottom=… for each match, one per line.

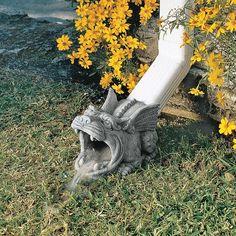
left=68, top=114, right=124, bottom=190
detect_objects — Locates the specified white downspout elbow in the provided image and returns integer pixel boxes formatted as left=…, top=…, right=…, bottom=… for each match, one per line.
left=128, top=0, right=193, bottom=111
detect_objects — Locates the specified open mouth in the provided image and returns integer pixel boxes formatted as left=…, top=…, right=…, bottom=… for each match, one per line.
left=68, top=130, right=124, bottom=190
left=76, top=132, right=112, bottom=172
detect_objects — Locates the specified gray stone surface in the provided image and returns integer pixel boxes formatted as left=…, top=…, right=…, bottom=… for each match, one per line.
left=135, top=16, right=159, bottom=64
left=0, top=0, right=75, bottom=23
left=0, top=11, right=75, bottom=81
left=69, top=89, right=159, bottom=190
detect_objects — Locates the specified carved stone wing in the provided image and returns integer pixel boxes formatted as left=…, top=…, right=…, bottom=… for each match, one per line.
left=125, top=104, right=160, bottom=132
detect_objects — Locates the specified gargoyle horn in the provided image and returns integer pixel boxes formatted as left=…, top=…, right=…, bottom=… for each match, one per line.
left=101, top=88, right=118, bottom=114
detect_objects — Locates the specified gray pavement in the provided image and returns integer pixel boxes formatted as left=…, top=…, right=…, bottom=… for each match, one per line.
left=0, top=0, right=76, bottom=22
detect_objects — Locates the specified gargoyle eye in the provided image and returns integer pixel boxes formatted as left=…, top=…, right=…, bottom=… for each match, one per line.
left=103, top=120, right=112, bottom=129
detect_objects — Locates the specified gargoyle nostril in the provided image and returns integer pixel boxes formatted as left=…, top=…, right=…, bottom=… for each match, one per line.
left=75, top=115, right=91, bottom=126
left=80, top=115, right=91, bottom=124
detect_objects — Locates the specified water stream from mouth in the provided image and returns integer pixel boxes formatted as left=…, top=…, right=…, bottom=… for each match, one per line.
left=67, top=160, right=97, bottom=192
left=67, top=143, right=112, bottom=191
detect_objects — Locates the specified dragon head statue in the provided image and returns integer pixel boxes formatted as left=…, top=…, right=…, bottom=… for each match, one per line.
left=69, top=89, right=159, bottom=190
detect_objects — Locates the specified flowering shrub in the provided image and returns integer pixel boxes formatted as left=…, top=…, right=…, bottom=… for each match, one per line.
left=57, top=0, right=159, bottom=94
left=161, top=0, right=236, bottom=149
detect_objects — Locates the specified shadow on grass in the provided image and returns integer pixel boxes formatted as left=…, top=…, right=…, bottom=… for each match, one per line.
left=146, top=118, right=218, bottom=168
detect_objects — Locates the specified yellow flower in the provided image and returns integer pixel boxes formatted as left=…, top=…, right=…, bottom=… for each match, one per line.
left=86, top=28, right=100, bottom=40
left=127, top=80, right=136, bottom=93
left=181, top=32, right=192, bottom=47
left=188, top=88, right=205, bottom=96
left=112, top=48, right=126, bottom=61
left=146, top=0, right=159, bottom=12
left=205, top=7, right=221, bottom=19
left=188, top=15, right=199, bottom=30
left=225, top=12, right=236, bottom=32
left=113, top=66, right=122, bottom=78
left=108, top=56, right=122, bottom=76
left=112, top=84, right=124, bottom=94
left=195, top=0, right=204, bottom=4
left=219, top=117, right=236, bottom=136
left=127, top=75, right=136, bottom=90
left=76, top=3, right=89, bottom=17
left=216, top=27, right=226, bottom=38
left=196, top=11, right=207, bottom=29
left=103, top=28, right=117, bottom=42
left=140, top=6, right=153, bottom=25
left=79, top=57, right=92, bottom=69
left=108, top=40, right=121, bottom=53
left=132, top=0, right=142, bottom=5
left=124, top=73, right=138, bottom=92
left=208, top=68, right=224, bottom=87
left=77, top=46, right=89, bottom=59
left=205, top=21, right=219, bottom=34
left=95, top=22, right=107, bottom=33
left=138, top=64, right=149, bottom=78
left=108, top=55, right=120, bottom=68
left=191, top=51, right=202, bottom=65
left=125, top=48, right=134, bottom=59
left=198, top=41, right=208, bottom=51
left=68, top=51, right=79, bottom=64
left=100, top=0, right=114, bottom=9
left=128, top=73, right=138, bottom=83
left=233, top=139, right=236, bottom=150
left=138, top=42, right=147, bottom=50
left=113, top=19, right=130, bottom=34
left=56, top=35, right=72, bottom=51
left=78, top=34, right=87, bottom=46
left=100, top=73, right=113, bottom=89
left=86, top=41, right=99, bottom=53
left=75, top=18, right=87, bottom=31
left=206, top=52, right=223, bottom=69
left=96, top=5, right=108, bottom=21
left=125, top=36, right=139, bottom=49
left=87, top=12, right=97, bottom=29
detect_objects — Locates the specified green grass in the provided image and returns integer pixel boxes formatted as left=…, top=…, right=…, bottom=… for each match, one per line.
left=0, top=69, right=235, bottom=236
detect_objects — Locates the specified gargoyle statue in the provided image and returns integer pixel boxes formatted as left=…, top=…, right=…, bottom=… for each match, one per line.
left=69, top=88, right=159, bottom=190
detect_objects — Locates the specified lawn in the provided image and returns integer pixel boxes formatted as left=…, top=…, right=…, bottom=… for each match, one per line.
left=0, top=69, right=235, bottom=235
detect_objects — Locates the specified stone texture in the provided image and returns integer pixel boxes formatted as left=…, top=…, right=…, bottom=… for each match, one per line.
left=135, top=17, right=159, bottom=64
left=0, top=0, right=75, bottom=22
left=0, top=12, right=75, bottom=81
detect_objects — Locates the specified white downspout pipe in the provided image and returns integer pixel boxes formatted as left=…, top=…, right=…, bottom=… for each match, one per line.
left=128, top=0, right=193, bottom=111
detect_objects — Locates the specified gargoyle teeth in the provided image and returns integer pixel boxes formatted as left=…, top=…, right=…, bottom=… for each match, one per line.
left=78, top=157, right=84, bottom=166
left=75, top=129, right=79, bottom=134
left=90, top=135, right=97, bottom=142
